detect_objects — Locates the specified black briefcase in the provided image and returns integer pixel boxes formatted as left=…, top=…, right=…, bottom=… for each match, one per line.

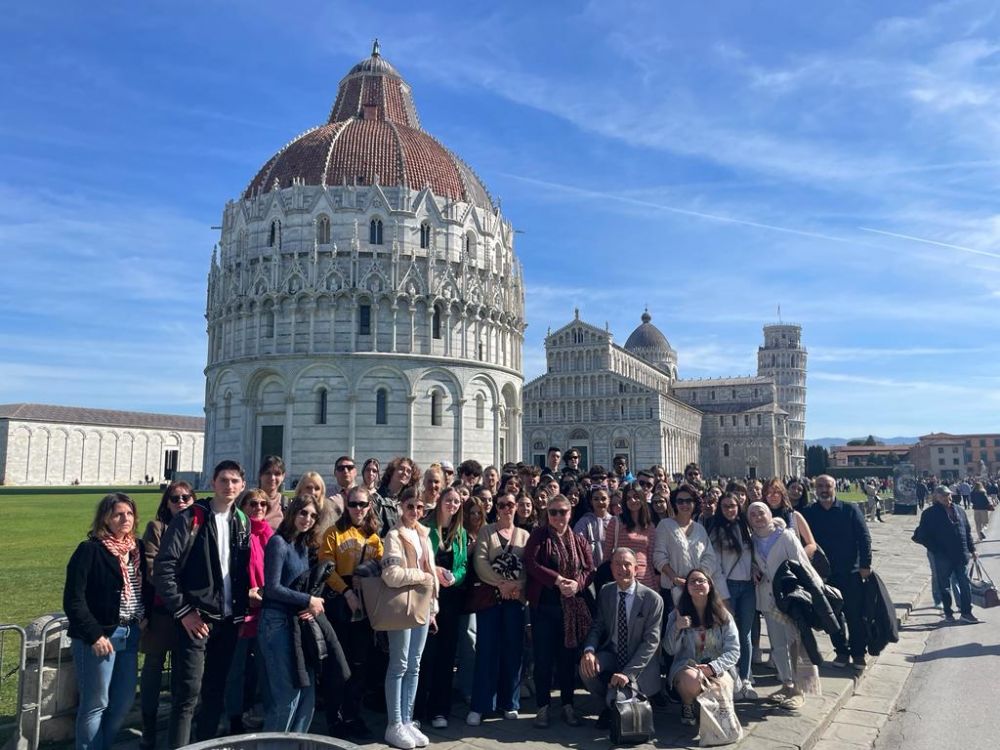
left=608, top=680, right=654, bottom=746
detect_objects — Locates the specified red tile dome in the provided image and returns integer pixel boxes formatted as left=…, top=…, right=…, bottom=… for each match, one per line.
left=243, top=41, right=493, bottom=209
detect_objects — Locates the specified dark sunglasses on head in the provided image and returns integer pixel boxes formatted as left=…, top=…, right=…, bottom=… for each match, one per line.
left=169, top=494, right=192, bottom=502
left=336, top=464, right=355, bottom=472
left=547, top=508, right=569, bottom=517
left=347, top=501, right=370, bottom=509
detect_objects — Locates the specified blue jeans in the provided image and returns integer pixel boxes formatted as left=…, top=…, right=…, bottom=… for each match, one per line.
left=727, top=579, right=755, bottom=685
left=71, top=625, right=140, bottom=750
left=224, top=635, right=270, bottom=719
left=931, top=554, right=973, bottom=617
left=471, top=600, right=525, bottom=713
left=258, top=609, right=314, bottom=732
left=385, top=623, right=429, bottom=725
left=927, top=549, right=960, bottom=606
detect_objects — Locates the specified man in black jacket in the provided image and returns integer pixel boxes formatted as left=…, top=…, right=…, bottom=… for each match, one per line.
left=802, top=475, right=872, bottom=669
left=154, top=460, right=251, bottom=748
left=913, top=485, right=980, bottom=624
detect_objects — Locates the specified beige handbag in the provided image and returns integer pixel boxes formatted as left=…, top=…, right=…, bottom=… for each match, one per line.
left=357, top=574, right=434, bottom=631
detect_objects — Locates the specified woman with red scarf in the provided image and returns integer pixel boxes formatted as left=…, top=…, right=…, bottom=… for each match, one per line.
left=524, top=494, right=594, bottom=729
left=64, top=493, right=150, bottom=750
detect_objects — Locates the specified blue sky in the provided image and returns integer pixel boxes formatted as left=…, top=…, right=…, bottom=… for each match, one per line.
left=2, top=0, right=999, bottom=439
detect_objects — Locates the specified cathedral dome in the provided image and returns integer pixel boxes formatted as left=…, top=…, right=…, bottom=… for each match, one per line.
left=243, top=41, right=493, bottom=210
left=625, top=310, right=674, bottom=355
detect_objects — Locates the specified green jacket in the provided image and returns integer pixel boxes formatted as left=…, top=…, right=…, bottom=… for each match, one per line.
left=423, top=520, right=468, bottom=587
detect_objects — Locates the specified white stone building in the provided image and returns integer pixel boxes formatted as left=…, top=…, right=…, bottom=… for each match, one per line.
left=203, top=43, right=525, bottom=480
left=523, top=312, right=804, bottom=478
left=0, top=404, right=204, bottom=486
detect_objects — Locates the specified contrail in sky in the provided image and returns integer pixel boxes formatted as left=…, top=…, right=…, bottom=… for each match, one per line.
left=859, top=227, right=1000, bottom=260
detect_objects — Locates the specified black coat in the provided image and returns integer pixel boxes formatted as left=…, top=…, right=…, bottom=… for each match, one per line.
left=289, top=560, right=350, bottom=689
left=912, top=503, right=975, bottom=566
left=64, top=538, right=150, bottom=644
left=861, top=571, right=898, bottom=656
left=772, top=559, right=843, bottom=666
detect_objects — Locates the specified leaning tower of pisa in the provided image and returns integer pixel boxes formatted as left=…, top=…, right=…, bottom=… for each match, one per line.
left=757, top=323, right=807, bottom=475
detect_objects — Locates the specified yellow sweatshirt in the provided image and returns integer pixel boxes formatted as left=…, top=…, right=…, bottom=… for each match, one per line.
left=318, top=525, right=384, bottom=593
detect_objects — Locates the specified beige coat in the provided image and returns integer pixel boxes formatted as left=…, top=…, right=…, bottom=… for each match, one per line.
left=383, top=521, right=439, bottom=615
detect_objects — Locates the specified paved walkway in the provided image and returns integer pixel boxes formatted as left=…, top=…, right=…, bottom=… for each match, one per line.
left=113, top=508, right=933, bottom=750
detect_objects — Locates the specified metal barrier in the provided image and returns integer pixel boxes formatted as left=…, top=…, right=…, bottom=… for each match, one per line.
left=20, top=615, right=73, bottom=750
left=0, top=624, right=27, bottom=745
left=182, top=733, right=358, bottom=750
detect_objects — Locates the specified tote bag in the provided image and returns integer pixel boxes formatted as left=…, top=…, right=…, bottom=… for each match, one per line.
left=696, top=671, right=743, bottom=747
left=357, top=573, right=434, bottom=631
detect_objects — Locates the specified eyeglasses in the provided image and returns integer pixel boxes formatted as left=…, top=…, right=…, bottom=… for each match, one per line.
left=547, top=508, right=569, bottom=517
left=297, top=510, right=319, bottom=520
left=347, top=501, right=370, bottom=509
left=567, top=455, right=579, bottom=460
left=336, top=464, right=355, bottom=472
left=245, top=500, right=268, bottom=509
left=404, top=503, right=425, bottom=512
left=496, top=502, right=515, bottom=510
left=169, top=494, right=192, bottom=502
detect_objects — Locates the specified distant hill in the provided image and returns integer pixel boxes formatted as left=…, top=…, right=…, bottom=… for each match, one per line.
left=806, top=436, right=918, bottom=449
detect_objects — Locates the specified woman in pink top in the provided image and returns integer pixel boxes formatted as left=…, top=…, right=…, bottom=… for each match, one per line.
left=601, top=481, right=657, bottom=588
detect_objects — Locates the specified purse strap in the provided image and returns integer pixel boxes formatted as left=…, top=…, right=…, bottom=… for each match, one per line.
left=969, top=558, right=994, bottom=585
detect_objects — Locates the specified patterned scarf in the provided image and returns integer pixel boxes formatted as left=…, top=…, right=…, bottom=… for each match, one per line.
left=549, top=527, right=592, bottom=648
left=101, top=536, right=139, bottom=601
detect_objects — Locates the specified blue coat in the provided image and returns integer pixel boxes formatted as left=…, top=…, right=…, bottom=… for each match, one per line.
left=913, top=502, right=975, bottom=565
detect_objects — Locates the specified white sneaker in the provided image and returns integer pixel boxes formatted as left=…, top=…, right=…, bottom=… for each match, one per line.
left=752, top=647, right=764, bottom=664
left=385, top=723, right=416, bottom=750
left=405, top=722, right=429, bottom=747
left=740, top=684, right=759, bottom=700
left=431, top=715, right=448, bottom=729
left=503, top=710, right=519, bottom=720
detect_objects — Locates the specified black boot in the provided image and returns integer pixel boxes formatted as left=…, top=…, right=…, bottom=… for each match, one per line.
left=139, top=713, right=157, bottom=750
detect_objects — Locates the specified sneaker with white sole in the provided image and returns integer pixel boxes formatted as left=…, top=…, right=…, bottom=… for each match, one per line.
left=385, top=723, right=416, bottom=750
left=680, top=703, right=697, bottom=726
left=739, top=684, right=759, bottom=700
left=431, top=715, right=448, bottom=729
left=503, top=710, right=519, bottom=720
left=465, top=711, right=482, bottom=726
left=405, top=723, right=429, bottom=747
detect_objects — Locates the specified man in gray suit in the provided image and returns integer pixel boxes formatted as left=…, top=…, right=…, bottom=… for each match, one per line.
left=579, top=547, right=664, bottom=729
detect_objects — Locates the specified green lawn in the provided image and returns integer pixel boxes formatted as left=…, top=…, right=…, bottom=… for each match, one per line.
left=0, top=488, right=163, bottom=627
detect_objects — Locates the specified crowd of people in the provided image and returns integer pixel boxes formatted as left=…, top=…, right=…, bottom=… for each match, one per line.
left=62, top=449, right=992, bottom=750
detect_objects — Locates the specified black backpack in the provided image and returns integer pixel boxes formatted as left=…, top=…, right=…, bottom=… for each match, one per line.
left=608, top=680, right=654, bottom=746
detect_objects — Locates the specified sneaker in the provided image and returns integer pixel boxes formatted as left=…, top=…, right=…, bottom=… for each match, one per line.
left=503, top=710, right=519, bottom=720
left=739, top=684, right=759, bottom=700
left=831, top=654, right=850, bottom=669
left=960, top=613, right=981, bottom=624
left=852, top=656, right=868, bottom=669
left=465, top=711, right=482, bottom=726
left=562, top=704, right=581, bottom=727
left=385, top=723, right=416, bottom=750
left=780, top=691, right=805, bottom=711
left=680, top=704, right=697, bottom=726
left=431, top=715, right=448, bottom=729
left=943, top=612, right=956, bottom=622
left=405, top=723, right=429, bottom=747
left=533, top=705, right=549, bottom=728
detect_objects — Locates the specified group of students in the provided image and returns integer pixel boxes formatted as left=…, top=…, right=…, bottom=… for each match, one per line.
left=63, top=455, right=877, bottom=750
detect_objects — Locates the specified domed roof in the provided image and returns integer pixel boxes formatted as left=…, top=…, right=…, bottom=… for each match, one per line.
left=624, top=309, right=675, bottom=356
left=243, top=41, right=493, bottom=210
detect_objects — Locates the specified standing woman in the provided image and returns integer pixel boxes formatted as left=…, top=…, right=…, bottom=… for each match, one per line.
left=482, top=465, right=501, bottom=497
left=415, top=487, right=468, bottom=728
left=603, top=483, right=659, bottom=588
left=139, top=482, right=193, bottom=749
left=258, top=455, right=287, bottom=530
left=467, top=492, right=529, bottom=725
left=653, top=486, right=726, bottom=605
left=224, top=489, right=274, bottom=733
left=464, top=498, right=486, bottom=547
left=524, top=494, right=594, bottom=728
left=259, top=496, right=325, bottom=732
left=64, top=493, right=148, bottom=750
left=515, top=494, right=537, bottom=531
left=294, top=471, right=336, bottom=536
left=762, top=479, right=817, bottom=559
left=318, top=486, right=384, bottom=740
left=360, top=458, right=390, bottom=537
left=786, top=479, right=810, bottom=513
left=419, top=464, right=444, bottom=514
left=747, top=502, right=821, bottom=711
left=379, top=457, right=421, bottom=510
left=705, top=494, right=757, bottom=699
left=382, top=487, right=439, bottom=749
left=573, top=484, right=613, bottom=569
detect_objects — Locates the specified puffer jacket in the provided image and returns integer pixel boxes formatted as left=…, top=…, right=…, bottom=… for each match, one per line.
left=289, top=559, right=350, bottom=689
left=772, top=559, right=843, bottom=665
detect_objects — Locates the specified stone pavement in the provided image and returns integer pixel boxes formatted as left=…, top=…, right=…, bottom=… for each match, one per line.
left=113, top=508, right=933, bottom=750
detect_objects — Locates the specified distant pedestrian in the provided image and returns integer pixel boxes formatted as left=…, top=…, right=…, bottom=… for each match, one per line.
left=970, top=482, right=992, bottom=540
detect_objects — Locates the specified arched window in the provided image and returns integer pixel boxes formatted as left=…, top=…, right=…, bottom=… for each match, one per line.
left=723, top=443, right=730, bottom=457
left=476, top=394, right=485, bottom=429
left=358, top=304, right=371, bottom=336
left=432, top=305, right=442, bottom=339
left=317, top=388, right=328, bottom=425
left=223, top=392, right=232, bottom=430
left=464, top=232, right=477, bottom=260
left=262, top=310, right=275, bottom=338
left=369, top=218, right=383, bottom=245
left=376, top=388, right=388, bottom=425
left=316, top=215, right=331, bottom=244
left=268, top=220, right=280, bottom=248
left=419, top=222, right=431, bottom=249
left=431, top=391, right=443, bottom=426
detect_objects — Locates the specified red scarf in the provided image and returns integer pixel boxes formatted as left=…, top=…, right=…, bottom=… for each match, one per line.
left=102, top=536, right=138, bottom=601
left=548, top=527, right=592, bottom=649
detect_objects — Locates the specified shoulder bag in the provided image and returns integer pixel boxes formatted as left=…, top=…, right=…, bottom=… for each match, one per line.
left=968, top=559, right=999, bottom=609
left=607, top=678, right=654, bottom=745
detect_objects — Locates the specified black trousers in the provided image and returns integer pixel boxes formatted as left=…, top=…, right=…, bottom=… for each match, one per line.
left=168, top=617, right=238, bottom=748
left=326, top=616, right=374, bottom=723
left=531, top=603, right=578, bottom=708
left=414, top=587, right=463, bottom=720
left=830, top=572, right=867, bottom=659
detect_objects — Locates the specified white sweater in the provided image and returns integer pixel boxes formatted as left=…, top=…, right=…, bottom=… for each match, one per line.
left=652, top=518, right=728, bottom=602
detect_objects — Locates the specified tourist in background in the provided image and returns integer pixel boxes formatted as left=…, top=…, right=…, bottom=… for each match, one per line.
left=139, top=482, right=193, bottom=749
left=524, top=494, right=594, bottom=728
left=970, top=482, right=992, bottom=540
left=65, top=493, right=148, bottom=750
left=257, top=455, right=287, bottom=530
left=327, top=456, right=356, bottom=524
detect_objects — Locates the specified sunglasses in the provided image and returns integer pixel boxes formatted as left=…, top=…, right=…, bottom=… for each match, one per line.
left=347, top=501, right=370, bottom=509
left=638, top=482, right=652, bottom=489
left=676, top=498, right=695, bottom=505
left=547, top=508, right=569, bottom=517
left=496, top=501, right=515, bottom=510
left=336, top=465, right=356, bottom=472
left=404, top=503, right=425, bottom=512
left=244, top=500, right=268, bottom=509
left=297, top=509, right=319, bottom=520
left=169, top=494, right=192, bottom=502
